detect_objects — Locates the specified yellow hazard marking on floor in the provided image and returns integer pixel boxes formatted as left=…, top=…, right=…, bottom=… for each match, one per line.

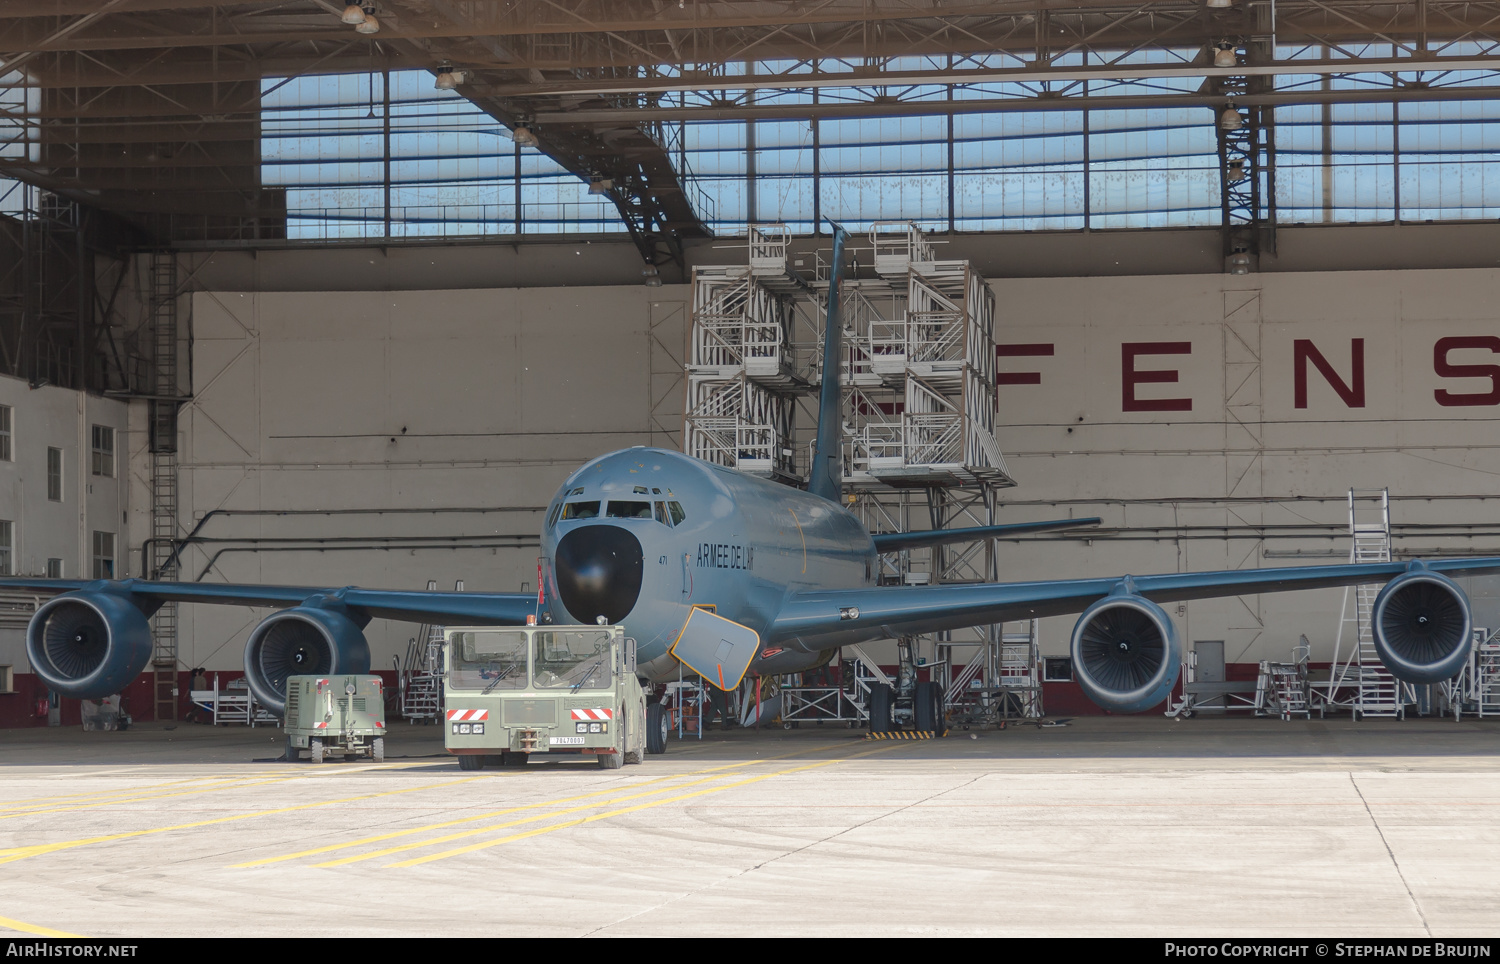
left=243, top=741, right=855, bottom=869
left=0, top=776, right=483, bottom=867
left=386, top=745, right=897, bottom=868
left=0, top=914, right=84, bottom=938
left=864, top=729, right=947, bottom=741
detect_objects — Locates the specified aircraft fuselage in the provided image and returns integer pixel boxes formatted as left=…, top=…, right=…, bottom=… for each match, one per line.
left=539, top=447, right=875, bottom=681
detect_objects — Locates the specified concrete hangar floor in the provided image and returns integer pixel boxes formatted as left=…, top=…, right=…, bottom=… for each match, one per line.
left=0, top=718, right=1495, bottom=938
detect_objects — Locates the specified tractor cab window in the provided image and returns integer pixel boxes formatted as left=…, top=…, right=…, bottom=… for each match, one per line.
left=532, top=631, right=615, bottom=690
left=450, top=630, right=528, bottom=691
left=606, top=500, right=653, bottom=520
left=561, top=501, right=600, bottom=521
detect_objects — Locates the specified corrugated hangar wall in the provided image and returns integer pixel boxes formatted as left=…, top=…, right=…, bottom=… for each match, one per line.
left=167, top=267, right=1500, bottom=680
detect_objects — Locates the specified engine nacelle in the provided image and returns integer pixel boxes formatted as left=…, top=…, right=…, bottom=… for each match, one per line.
left=244, top=605, right=370, bottom=716
left=1372, top=570, right=1472, bottom=684
left=1070, top=592, right=1180, bottom=714
left=26, top=591, right=154, bottom=700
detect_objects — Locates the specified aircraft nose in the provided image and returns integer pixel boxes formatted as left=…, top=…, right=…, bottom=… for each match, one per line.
left=554, top=525, right=644, bottom=625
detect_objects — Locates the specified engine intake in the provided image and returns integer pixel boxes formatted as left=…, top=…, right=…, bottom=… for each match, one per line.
left=26, top=591, right=154, bottom=700
left=1372, top=570, right=1472, bottom=684
left=1070, top=592, right=1180, bottom=714
left=244, top=605, right=370, bottom=716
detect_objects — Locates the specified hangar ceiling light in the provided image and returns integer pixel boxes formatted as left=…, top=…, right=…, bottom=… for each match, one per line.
left=1214, top=44, right=1239, bottom=68
left=354, top=9, right=380, bottom=34
left=434, top=67, right=467, bottom=90
left=1219, top=105, right=1243, bottom=130
left=512, top=125, right=539, bottom=148
left=1206, top=0, right=1234, bottom=8
left=340, top=4, right=366, bottom=24
left=588, top=177, right=614, bottom=195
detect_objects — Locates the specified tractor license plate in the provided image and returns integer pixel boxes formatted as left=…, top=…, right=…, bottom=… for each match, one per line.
left=550, top=736, right=584, bottom=745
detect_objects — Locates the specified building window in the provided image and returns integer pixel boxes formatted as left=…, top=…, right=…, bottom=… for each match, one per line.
left=46, top=558, right=62, bottom=578
left=92, top=531, right=114, bottom=579
left=0, top=405, right=11, bottom=462
left=1042, top=657, right=1073, bottom=683
left=91, top=425, right=114, bottom=478
left=0, top=664, right=12, bottom=693
left=0, top=520, right=12, bottom=576
left=46, top=447, right=62, bottom=502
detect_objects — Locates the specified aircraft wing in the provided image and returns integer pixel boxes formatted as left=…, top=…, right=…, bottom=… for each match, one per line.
left=870, top=517, right=1100, bottom=552
left=0, top=578, right=538, bottom=626
left=767, top=557, right=1500, bottom=649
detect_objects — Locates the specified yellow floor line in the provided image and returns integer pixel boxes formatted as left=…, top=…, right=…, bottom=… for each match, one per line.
left=0, top=774, right=309, bottom=823
left=241, top=741, right=853, bottom=869
left=388, top=746, right=895, bottom=868
left=0, top=776, right=485, bottom=868
left=0, top=914, right=84, bottom=938
left=0, top=774, right=241, bottom=810
left=313, top=771, right=739, bottom=868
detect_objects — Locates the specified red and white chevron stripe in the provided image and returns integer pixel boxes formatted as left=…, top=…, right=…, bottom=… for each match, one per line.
left=570, top=708, right=614, bottom=721
left=313, top=721, right=328, bottom=729
left=447, top=709, right=489, bottom=722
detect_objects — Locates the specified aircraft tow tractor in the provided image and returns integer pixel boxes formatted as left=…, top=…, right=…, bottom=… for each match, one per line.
left=443, top=623, right=662, bottom=769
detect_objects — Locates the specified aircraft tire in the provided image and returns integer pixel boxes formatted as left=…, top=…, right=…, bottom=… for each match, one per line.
left=646, top=702, right=668, bottom=754
left=914, top=681, right=937, bottom=732
left=457, top=754, right=485, bottom=771
left=869, top=683, right=893, bottom=733
left=309, top=738, right=324, bottom=764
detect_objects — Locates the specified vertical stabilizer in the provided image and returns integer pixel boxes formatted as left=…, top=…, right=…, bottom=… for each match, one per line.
left=808, top=224, right=851, bottom=502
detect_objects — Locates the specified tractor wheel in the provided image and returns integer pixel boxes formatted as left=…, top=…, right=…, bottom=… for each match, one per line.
left=309, top=738, right=325, bottom=765
left=646, top=702, right=668, bottom=754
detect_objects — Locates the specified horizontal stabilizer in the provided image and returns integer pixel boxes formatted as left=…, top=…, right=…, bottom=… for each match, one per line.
left=871, top=517, right=1101, bottom=553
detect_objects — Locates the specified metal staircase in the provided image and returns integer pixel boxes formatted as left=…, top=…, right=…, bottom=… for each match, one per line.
left=396, top=581, right=447, bottom=723
left=1325, top=489, right=1405, bottom=719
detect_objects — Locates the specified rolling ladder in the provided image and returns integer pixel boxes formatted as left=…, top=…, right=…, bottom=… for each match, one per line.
left=1475, top=631, right=1500, bottom=718
left=1327, top=489, right=1405, bottom=719
left=1256, top=636, right=1311, bottom=720
left=396, top=580, right=448, bottom=723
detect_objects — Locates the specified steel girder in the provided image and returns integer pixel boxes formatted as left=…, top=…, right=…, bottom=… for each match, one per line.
left=4, top=2, right=1500, bottom=246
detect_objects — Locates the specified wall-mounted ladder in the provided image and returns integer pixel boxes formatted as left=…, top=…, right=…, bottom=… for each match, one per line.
left=148, top=252, right=181, bottom=723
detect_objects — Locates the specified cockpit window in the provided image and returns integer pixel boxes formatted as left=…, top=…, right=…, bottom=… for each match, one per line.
left=668, top=501, right=687, bottom=525
left=606, top=500, right=653, bottom=520
left=561, top=501, right=600, bottom=520
left=568, top=487, right=584, bottom=496
left=547, top=503, right=562, bottom=527
left=654, top=501, right=669, bottom=525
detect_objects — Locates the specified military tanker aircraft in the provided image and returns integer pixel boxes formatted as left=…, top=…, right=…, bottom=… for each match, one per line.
left=8, top=227, right=1495, bottom=728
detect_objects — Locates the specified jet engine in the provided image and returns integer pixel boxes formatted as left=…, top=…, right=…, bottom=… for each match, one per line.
left=26, top=591, right=154, bottom=700
left=1371, top=569, right=1472, bottom=684
left=244, top=605, right=370, bottom=716
left=1070, top=592, right=1180, bottom=714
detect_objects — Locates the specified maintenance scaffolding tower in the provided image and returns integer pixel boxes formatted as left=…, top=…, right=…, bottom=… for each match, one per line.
left=1319, top=489, right=1407, bottom=719
left=686, top=222, right=1032, bottom=726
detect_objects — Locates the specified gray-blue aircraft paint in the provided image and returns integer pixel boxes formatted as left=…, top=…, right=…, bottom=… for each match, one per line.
left=7, top=224, right=1500, bottom=715
left=542, top=446, right=876, bottom=679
